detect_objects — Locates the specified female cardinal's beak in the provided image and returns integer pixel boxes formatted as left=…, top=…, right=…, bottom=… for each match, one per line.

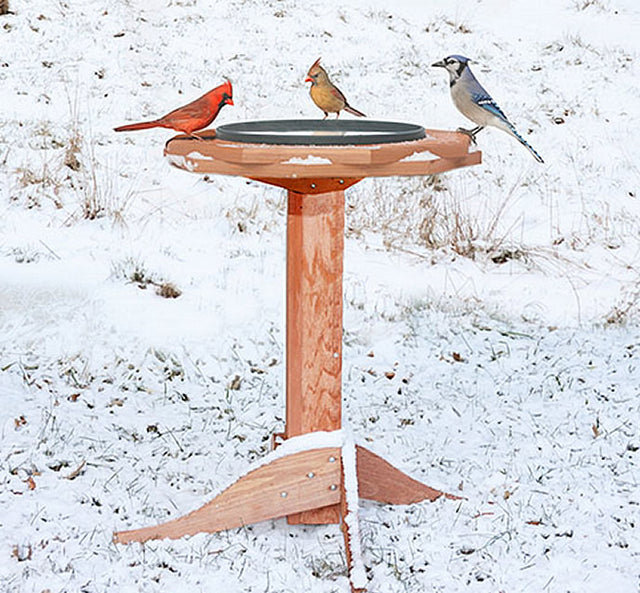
left=304, top=76, right=313, bottom=83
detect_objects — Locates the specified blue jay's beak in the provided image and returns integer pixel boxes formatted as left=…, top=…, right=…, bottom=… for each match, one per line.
left=431, top=60, right=446, bottom=68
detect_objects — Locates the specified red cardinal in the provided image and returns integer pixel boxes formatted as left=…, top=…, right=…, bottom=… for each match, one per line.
left=305, top=58, right=365, bottom=119
left=114, top=80, right=233, bottom=139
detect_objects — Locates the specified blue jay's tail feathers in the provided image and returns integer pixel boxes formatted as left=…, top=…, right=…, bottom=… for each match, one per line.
left=505, top=122, right=544, bottom=163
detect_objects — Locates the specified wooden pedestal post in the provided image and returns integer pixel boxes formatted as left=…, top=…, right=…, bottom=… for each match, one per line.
left=285, top=189, right=345, bottom=524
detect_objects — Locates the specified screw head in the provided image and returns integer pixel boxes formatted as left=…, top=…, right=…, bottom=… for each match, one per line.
left=329, top=484, right=338, bottom=491
left=307, top=472, right=315, bottom=478
left=329, top=456, right=336, bottom=463
left=280, top=491, right=288, bottom=498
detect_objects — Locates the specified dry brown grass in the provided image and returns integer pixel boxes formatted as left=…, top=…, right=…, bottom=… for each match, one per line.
left=346, top=174, right=524, bottom=261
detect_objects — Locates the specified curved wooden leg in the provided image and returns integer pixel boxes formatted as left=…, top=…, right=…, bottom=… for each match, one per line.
left=113, top=447, right=342, bottom=544
left=356, top=446, right=461, bottom=504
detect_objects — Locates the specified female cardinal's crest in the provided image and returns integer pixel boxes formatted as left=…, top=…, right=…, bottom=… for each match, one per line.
left=307, top=57, right=322, bottom=76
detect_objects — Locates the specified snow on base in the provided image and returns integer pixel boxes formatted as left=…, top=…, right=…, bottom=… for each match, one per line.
left=340, top=426, right=368, bottom=591
left=269, top=429, right=344, bottom=460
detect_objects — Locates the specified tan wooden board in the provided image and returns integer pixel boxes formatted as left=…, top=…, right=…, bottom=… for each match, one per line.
left=164, top=129, right=480, bottom=180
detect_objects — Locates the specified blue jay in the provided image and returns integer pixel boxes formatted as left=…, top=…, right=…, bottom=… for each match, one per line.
left=432, top=55, right=544, bottom=163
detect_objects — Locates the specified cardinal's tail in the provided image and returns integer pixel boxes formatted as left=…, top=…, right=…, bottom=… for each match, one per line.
left=114, top=119, right=162, bottom=133
left=344, top=104, right=366, bottom=118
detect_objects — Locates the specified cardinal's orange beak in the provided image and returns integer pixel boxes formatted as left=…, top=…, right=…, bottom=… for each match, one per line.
left=304, top=76, right=312, bottom=83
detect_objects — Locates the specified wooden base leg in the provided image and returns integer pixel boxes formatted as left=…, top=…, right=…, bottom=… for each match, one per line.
left=113, top=446, right=342, bottom=544
left=356, top=446, right=461, bottom=504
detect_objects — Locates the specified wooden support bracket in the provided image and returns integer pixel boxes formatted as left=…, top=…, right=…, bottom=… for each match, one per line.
left=357, top=445, right=459, bottom=504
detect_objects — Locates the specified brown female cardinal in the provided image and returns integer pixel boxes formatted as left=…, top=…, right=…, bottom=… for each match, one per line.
left=114, top=80, right=233, bottom=139
left=305, top=58, right=365, bottom=119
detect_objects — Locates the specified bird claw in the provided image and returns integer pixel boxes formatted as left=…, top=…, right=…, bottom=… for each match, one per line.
left=456, top=127, right=478, bottom=145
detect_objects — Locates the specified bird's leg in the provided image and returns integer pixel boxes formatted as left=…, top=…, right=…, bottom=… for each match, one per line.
left=189, top=132, right=205, bottom=141
left=323, top=112, right=329, bottom=120
left=456, top=125, right=484, bottom=144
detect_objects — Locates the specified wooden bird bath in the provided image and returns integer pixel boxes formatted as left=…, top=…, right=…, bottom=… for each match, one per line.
left=113, top=120, right=481, bottom=592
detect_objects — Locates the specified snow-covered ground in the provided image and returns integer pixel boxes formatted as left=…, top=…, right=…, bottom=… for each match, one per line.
left=1, top=0, right=639, bottom=591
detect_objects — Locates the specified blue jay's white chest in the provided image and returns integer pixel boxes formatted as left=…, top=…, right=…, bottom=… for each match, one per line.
left=451, top=81, right=494, bottom=127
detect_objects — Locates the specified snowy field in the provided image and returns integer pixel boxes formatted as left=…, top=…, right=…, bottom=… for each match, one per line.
left=1, top=0, right=639, bottom=591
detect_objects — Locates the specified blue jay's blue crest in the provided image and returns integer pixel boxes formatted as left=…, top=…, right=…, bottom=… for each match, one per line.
left=431, top=55, right=471, bottom=83
left=432, top=55, right=544, bottom=163
left=448, top=54, right=471, bottom=63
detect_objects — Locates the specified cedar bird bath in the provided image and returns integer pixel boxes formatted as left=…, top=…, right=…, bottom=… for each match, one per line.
left=113, top=119, right=481, bottom=592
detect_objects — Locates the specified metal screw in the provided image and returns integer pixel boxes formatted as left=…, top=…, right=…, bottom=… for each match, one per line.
left=329, top=456, right=336, bottom=463
left=329, top=484, right=338, bottom=491
left=310, top=183, right=316, bottom=189
left=307, top=472, right=315, bottom=479
left=339, top=179, right=344, bottom=185
left=280, top=491, right=288, bottom=498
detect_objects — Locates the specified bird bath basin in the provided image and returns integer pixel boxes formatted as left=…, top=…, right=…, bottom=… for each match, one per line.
left=212, top=119, right=426, bottom=145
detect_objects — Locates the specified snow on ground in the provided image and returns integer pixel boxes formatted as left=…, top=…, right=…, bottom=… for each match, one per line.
left=1, top=0, right=639, bottom=591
